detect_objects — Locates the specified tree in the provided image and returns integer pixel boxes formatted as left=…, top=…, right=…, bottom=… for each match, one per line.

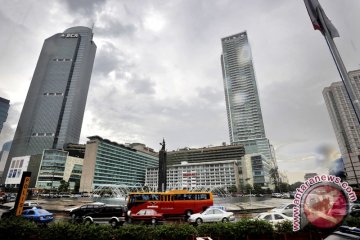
left=58, top=180, right=69, bottom=193
left=269, top=167, right=281, bottom=192
left=253, top=184, right=264, bottom=194
left=227, top=185, right=237, bottom=193
left=244, top=183, right=253, bottom=194
left=279, top=182, right=290, bottom=192
left=289, top=181, right=303, bottom=191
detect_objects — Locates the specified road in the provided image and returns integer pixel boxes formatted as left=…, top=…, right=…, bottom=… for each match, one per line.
left=1, top=196, right=293, bottom=223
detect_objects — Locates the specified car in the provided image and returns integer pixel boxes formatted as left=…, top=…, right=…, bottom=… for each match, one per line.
left=24, top=201, right=40, bottom=207
left=188, top=208, right=235, bottom=225
left=324, top=226, right=360, bottom=239
left=281, top=193, right=290, bottom=199
left=129, top=209, right=164, bottom=225
left=21, top=207, right=54, bottom=224
left=1, top=205, right=43, bottom=219
left=82, top=205, right=126, bottom=227
left=255, top=212, right=293, bottom=227
left=68, top=202, right=105, bottom=221
left=271, top=193, right=283, bottom=198
left=269, top=203, right=295, bottom=217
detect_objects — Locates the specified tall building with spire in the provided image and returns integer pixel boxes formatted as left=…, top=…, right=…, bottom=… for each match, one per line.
left=323, top=69, right=360, bottom=186
left=2, top=26, right=96, bottom=184
left=220, top=31, right=273, bottom=161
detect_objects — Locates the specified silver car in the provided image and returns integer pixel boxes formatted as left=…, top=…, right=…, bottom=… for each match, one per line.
left=256, top=212, right=293, bottom=226
left=269, top=203, right=295, bottom=217
left=188, top=208, right=235, bottom=225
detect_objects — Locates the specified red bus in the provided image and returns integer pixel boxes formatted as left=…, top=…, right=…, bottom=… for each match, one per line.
left=127, top=190, right=213, bottom=217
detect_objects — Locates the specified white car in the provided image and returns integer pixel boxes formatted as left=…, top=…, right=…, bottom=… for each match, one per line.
left=269, top=203, right=295, bottom=217
left=255, top=212, right=293, bottom=226
left=188, top=208, right=235, bottom=225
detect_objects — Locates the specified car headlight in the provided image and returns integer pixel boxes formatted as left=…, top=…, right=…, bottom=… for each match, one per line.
left=127, top=210, right=131, bottom=216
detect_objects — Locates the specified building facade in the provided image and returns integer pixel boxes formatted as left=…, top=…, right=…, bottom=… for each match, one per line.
left=145, top=160, right=240, bottom=191
left=0, top=97, right=9, bottom=134
left=323, top=69, right=360, bottom=186
left=0, top=141, right=11, bottom=181
left=5, top=156, right=31, bottom=187
left=167, top=144, right=245, bottom=166
left=220, top=32, right=273, bottom=161
left=2, top=27, right=96, bottom=184
left=35, top=149, right=83, bottom=190
left=80, top=136, right=158, bottom=193
left=241, top=154, right=272, bottom=189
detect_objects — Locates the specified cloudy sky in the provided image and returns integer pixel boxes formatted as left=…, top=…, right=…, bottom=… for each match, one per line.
left=0, top=0, right=359, bottom=183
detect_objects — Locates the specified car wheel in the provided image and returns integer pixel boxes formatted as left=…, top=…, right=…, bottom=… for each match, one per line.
left=222, top=217, right=229, bottom=223
left=110, top=220, right=118, bottom=228
left=151, top=218, right=156, bottom=225
left=196, top=218, right=203, bottom=225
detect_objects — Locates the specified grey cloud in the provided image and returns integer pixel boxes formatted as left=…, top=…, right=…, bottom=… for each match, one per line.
left=125, top=76, right=156, bottom=95
left=62, top=0, right=106, bottom=16
left=197, top=87, right=224, bottom=104
left=92, top=42, right=132, bottom=77
left=95, top=15, right=137, bottom=38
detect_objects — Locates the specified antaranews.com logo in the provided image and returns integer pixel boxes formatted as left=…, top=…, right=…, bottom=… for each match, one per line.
left=293, top=175, right=357, bottom=231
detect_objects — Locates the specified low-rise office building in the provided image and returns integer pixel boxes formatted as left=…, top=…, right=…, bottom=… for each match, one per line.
left=35, top=149, right=83, bottom=190
left=80, top=136, right=158, bottom=193
left=167, top=144, right=245, bottom=165
left=145, top=160, right=240, bottom=191
left=241, top=154, right=272, bottom=189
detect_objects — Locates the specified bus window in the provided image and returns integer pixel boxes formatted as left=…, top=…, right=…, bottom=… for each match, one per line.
left=149, top=194, right=159, bottom=201
left=197, top=194, right=210, bottom=200
left=174, top=194, right=184, bottom=200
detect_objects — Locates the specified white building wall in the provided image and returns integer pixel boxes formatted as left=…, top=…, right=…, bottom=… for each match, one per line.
left=145, top=160, right=240, bottom=191
left=5, top=156, right=30, bottom=185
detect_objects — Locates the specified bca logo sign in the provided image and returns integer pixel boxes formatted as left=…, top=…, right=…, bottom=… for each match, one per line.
left=61, top=33, right=79, bottom=38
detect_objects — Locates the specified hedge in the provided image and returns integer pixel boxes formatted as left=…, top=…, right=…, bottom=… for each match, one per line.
left=0, top=216, right=351, bottom=240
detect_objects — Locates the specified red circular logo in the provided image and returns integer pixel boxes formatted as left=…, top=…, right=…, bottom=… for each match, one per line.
left=303, top=185, right=348, bottom=228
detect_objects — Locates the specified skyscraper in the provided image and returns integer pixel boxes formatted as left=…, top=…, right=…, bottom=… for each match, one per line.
left=2, top=26, right=96, bottom=184
left=220, top=31, right=272, bottom=161
left=0, top=97, right=10, bottom=134
left=323, top=69, right=360, bottom=186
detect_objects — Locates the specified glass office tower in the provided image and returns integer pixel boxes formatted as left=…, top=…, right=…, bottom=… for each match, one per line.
left=0, top=97, right=10, bottom=134
left=221, top=31, right=272, bottom=161
left=2, top=27, right=96, bottom=184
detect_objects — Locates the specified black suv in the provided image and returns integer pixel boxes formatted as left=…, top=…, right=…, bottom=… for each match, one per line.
left=82, top=205, right=126, bottom=227
left=69, top=203, right=105, bottom=221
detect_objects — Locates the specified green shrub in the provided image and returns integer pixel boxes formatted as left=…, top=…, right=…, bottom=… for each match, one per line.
left=0, top=217, right=40, bottom=240
left=154, top=223, right=197, bottom=240
left=237, top=218, right=274, bottom=236
left=275, top=220, right=293, bottom=234
left=40, top=222, right=114, bottom=240
left=113, top=224, right=155, bottom=240
left=197, top=222, right=236, bottom=240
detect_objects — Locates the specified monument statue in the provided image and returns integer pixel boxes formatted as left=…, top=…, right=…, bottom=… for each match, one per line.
left=158, top=138, right=167, bottom=192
